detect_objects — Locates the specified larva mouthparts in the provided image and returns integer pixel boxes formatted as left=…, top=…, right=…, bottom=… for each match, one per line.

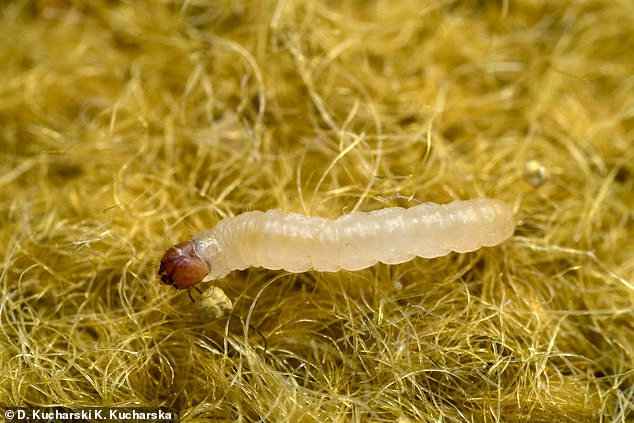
left=158, top=240, right=209, bottom=289
left=158, top=198, right=514, bottom=289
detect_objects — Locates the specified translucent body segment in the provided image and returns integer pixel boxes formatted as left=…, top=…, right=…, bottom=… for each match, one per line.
left=191, top=198, right=514, bottom=281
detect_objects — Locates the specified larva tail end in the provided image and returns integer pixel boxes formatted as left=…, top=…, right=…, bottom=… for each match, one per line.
left=158, top=240, right=209, bottom=290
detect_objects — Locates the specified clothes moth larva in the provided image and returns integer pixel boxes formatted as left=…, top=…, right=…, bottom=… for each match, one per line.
left=158, top=198, right=514, bottom=289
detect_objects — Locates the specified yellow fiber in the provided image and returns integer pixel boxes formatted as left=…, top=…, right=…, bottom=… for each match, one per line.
left=1, top=0, right=632, bottom=421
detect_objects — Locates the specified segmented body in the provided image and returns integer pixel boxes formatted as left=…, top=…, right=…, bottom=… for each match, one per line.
left=158, top=198, right=515, bottom=288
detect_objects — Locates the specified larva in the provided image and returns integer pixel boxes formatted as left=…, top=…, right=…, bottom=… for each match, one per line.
left=158, top=198, right=514, bottom=289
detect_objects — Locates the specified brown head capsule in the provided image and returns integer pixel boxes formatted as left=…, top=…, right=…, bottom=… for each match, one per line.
left=158, top=240, right=209, bottom=289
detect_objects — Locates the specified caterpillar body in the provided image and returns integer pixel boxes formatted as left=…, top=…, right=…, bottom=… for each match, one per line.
left=158, top=198, right=514, bottom=289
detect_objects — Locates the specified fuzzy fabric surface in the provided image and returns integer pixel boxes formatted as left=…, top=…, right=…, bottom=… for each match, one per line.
left=1, top=1, right=633, bottom=422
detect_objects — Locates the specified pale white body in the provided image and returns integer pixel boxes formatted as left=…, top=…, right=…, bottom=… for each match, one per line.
left=194, top=198, right=514, bottom=281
